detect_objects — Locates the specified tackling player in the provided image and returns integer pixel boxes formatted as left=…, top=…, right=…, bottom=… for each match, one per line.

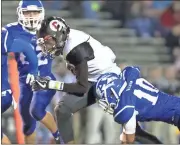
left=31, top=16, right=161, bottom=144
left=95, top=66, right=180, bottom=144
left=2, top=1, right=62, bottom=144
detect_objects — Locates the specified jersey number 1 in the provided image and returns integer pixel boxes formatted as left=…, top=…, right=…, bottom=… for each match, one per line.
left=134, top=78, right=159, bottom=105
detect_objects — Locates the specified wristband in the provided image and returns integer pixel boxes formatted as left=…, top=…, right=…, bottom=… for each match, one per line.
left=48, top=80, right=64, bottom=90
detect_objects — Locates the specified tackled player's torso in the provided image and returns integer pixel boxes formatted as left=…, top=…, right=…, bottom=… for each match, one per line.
left=63, top=29, right=121, bottom=82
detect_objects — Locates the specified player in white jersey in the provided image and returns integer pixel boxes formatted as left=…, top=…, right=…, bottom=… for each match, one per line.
left=30, top=16, right=120, bottom=143
left=31, top=16, right=160, bottom=144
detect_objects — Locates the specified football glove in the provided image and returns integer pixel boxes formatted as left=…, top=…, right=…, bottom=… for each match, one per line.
left=31, top=76, right=50, bottom=91
left=32, top=76, right=64, bottom=91
left=26, top=73, right=35, bottom=85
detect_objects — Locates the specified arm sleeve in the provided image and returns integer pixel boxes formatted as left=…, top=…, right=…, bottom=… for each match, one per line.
left=122, top=110, right=137, bottom=134
left=60, top=42, right=94, bottom=95
left=62, top=60, right=88, bottom=95
left=2, top=27, right=38, bottom=75
left=11, top=39, right=38, bottom=75
left=114, top=107, right=135, bottom=124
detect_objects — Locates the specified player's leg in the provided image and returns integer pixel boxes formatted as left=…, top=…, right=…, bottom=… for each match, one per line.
left=54, top=84, right=96, bottom=144
left=30, top=89, right=63, bottom=144
left=158, top=93, right=180, bottom=131
left=1, top=90, right=13, bottom=144
left=85, top=104, right=104, bottom=144
left=135, top=122, right=162, bottom=144
left=19, top=84, right=37, bottom=144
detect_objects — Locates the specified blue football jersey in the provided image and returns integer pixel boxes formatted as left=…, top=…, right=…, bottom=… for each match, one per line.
left=96, top=66, right=180, bottom=126
left=114, top=67, right=180, bottom=125
left=3, top=22, right=54, bottom=79
left=2, top=22, right=37, bottom=90
left=1, top=35, right=10, bottom=91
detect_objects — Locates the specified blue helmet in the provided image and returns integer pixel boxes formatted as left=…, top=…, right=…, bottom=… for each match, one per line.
left=17, top=0, right=45, bottom=29
left=95, top=73, right=125, bottom=109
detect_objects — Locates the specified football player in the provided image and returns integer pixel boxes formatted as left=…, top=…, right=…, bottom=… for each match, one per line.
left=32, top=16, right=162, bottom=144
left=1, top=12, right=38, bottom=145
left=2, top=1, right=62, bottom=144
left=95, top=66, right=180, bottom=144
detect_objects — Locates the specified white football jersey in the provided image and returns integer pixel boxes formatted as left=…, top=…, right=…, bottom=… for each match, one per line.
left=63, top=29, right=121, bottom=82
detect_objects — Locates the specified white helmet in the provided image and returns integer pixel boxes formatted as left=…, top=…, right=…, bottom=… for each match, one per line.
left=17, top=0, right=45, bottom=30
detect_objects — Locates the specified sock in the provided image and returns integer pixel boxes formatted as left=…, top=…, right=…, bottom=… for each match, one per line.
left=52, top=130, right=64, bottom=144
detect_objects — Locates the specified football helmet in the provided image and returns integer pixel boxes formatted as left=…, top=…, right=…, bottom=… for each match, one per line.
left=95, top=73, right=124, bottom=114
left=17, top=0, right=45, bottom=29
left=36, top=16, right=70, bottom=58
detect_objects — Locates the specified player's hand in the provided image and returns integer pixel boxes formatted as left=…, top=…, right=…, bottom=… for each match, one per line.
left=26, top=73, right=35, bottom=85
left=31, top=76, right=50, bottom=91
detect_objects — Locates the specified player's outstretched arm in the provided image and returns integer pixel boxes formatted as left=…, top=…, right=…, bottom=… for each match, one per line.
left=32, top=60, right=89, bottom=94
left=10, top=39, right=38, bottom=75
left=114, top=107, right=136, bottom=144
left=32, top=42, right=92, bottom=95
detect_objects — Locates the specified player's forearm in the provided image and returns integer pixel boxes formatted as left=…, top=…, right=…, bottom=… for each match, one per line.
left=10, top=39, right=38, bottom=74
left=48, top=80, right=87, bottom=94
left=48, top=60, right=88, bottom=94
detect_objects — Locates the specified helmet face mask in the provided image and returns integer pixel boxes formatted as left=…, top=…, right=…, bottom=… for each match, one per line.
left=37, top=36, right=57, bottom=58
left=17, top=0, right=45, bottom=30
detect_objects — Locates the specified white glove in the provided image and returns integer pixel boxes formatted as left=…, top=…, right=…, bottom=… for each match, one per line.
left=26, top=73, right=35, bottom=85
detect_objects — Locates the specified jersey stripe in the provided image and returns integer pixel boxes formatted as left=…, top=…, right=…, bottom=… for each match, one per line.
left=114, top=105, right=135, bottom=119
left=4, top=28, right=9, bottom=52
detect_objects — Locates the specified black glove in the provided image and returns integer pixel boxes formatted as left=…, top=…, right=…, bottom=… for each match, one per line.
left=31, top=76, right=50, bottom=91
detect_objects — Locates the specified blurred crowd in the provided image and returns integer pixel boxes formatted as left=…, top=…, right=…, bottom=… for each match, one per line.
left=2, top=0, right=180, bottom=144
left=43, top=0, right=180, bottom=79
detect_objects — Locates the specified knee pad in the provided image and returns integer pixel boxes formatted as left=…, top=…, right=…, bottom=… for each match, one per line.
left=30, top=104, right=46, bottom=121
left=23, top=122, right=36, bottom=136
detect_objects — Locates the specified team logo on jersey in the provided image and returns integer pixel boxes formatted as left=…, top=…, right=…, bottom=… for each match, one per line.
left=49, top=20, right=63, bottom=32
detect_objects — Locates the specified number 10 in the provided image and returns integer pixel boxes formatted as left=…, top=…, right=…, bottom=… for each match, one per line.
left=134, top=78, right=159, bottom=105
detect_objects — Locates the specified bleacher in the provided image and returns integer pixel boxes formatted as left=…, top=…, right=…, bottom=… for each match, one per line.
left=2, top=1, right=171, bottom=68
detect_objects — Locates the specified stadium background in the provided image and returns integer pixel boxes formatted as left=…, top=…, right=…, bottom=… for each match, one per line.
left=1, top=0, right=180, bottom=144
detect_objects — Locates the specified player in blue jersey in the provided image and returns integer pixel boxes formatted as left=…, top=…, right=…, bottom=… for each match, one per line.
left=95, top=66, right=180, bottom=144
left=1, top=25, right=38, bottom=143
left=1, top=1, right=62, bottom=144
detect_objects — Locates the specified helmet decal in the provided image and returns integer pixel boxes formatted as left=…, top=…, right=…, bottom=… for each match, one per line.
left=49, top=20, right=64, bottom=32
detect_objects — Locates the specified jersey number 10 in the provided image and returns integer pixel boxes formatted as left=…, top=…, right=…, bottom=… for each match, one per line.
left=134, top=78, right=159, bottom=105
